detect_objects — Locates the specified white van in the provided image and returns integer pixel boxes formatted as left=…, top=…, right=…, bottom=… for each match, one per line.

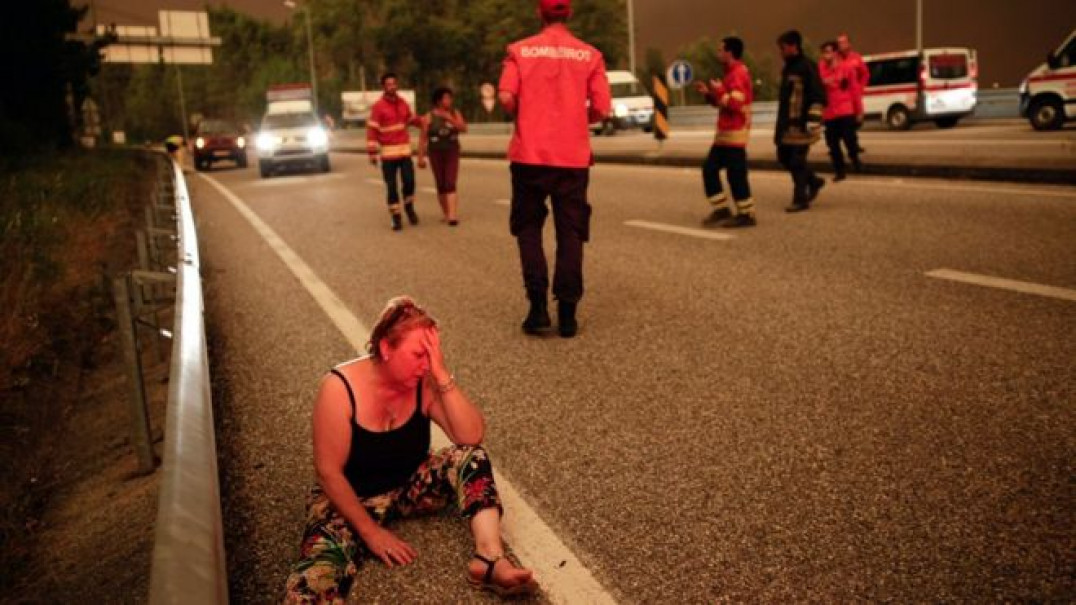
left=862, top=47, right=978, bottom=130
left=591, top=70, right=653, bottom=135
left=1019, top=28, right=1076, bottom=130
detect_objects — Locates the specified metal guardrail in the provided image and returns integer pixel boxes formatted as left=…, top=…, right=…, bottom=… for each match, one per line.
left=148, top=155, right=228, bottom=604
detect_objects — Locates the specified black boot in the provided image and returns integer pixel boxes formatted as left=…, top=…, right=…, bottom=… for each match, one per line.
left=391, top=214, right=403, bottom=231
left=701, top=206, right=732, bottom=227
left=405, top=203, right=419, bottom=225
left=807, top=176, right=825, bottom=202
left=557, top=301, right=578, bottom=338
left=521, top=296, right=552, bottom=335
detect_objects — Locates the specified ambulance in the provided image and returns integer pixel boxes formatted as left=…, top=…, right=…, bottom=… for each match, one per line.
left=862, top=47, right=978, bottom=130
left=1019, top=28, right=1076, bottom=131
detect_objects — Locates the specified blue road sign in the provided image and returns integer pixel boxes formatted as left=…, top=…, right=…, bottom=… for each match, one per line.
left=666, top=60, right=694, bottom=90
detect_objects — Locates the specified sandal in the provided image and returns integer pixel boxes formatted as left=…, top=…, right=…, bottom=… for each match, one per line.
left=467, top=553, right=536, bottom=597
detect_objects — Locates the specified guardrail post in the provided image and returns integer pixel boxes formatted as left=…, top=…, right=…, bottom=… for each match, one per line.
left=112, top=273, right=158, bottom=475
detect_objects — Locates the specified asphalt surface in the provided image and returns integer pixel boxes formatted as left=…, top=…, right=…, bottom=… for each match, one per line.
left=193, top=152, right=1075, bottom=603
left=332, top=120, right=1076, bottom=183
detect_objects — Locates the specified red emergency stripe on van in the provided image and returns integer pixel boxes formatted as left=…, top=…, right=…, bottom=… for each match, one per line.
left=1028, top=73, right=1076, bottom=83
left=864, top=86, right=918, bottom=96
left=924, top=82, right=975, bottom=92
left=863, top=83, right=974, bottom=96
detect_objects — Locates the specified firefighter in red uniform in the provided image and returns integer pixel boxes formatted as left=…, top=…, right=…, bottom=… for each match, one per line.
left=819, top=40, right=861, bottom=180
left=837, top=33, right=870, bottom=154
left=367, top=73, right=422, bottom=231
left=497, top=0, right=611, bottom=338
left=694, top=36, right=756, bottom=228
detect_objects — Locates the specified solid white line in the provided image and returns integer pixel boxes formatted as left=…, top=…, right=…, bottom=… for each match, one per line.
left=197, top=173, right=615, bottom=605
left=625, top=219, right=734, bottom=241
left=926, top=268, right=1076, bottom=302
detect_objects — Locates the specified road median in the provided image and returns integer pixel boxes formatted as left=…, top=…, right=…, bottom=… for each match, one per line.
left=332, top=136, right=1076, bottom=187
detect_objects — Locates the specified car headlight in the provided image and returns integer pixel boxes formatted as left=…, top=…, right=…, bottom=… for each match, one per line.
left=256, top=133, right=278, bottom=151
left=237, top=136, right=246, bottom=149
left=614, top=103, right=629, bottom=118
left=307, top=126, right=328, bottom=148
left=195, top=137, right=205, bottom=149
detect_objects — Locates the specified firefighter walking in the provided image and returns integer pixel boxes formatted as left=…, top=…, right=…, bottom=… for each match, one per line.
left=775, top=30, right=827, bottom=213
left=497, top=0, right=611, bottom=338
left=694, top=36, right=756, bottom=228
left=367, top=73, right=422, bottom=231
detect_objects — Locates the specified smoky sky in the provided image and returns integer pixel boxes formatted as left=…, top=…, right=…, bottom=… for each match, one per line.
left=83, top=0, right=1076, bottom=85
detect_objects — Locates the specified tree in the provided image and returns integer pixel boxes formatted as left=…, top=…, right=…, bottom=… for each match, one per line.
left=0, top=0, right=106, bottom=156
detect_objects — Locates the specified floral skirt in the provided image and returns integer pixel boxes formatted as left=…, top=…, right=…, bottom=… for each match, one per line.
left=283, top=445, right=501, bottom=604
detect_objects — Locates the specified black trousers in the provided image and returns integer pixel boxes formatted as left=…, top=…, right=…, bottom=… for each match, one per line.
left=776, top=144, right=817, bottom=204
left=824, top=115, right=860, bottom=175
left=381, top=158, right=415, bottom=205
left=509, top=163, right=591, bottom=304
left=701, top=145, right=751, bottom=201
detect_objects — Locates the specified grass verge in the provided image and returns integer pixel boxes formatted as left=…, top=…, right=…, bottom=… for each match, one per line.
left=0, top=148, right=158, bottom=592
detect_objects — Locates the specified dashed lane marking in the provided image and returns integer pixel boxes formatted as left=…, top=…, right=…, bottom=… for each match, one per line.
left=625, top=219, right=734, bottom=241
left=926, top=268, right=1076, bottom=303
left=493, top=199, right=511, bottom=206
left=365, top=178, right=384, bottom=186
left=197, top=173, right=616, bottom=605
left=421, top=186, right=438, bottom=194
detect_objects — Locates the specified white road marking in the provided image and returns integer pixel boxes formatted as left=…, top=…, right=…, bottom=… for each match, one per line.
left=625, top=219, right=734, bottom=240
left=420, top=186, right=438, bottom=194
left=365, top=178, right=385, bottom=186
left=926, top=269, right=1076, bottom=302
left=493, top=198, right=511, bottom=206
left=197, top=173, right=615, bottom=605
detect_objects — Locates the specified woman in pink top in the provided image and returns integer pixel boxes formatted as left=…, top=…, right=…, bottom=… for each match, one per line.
left=819, top=40, right=862, bottom=181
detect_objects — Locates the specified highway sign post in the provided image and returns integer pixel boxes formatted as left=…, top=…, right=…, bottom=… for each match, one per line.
left=666, top=60, right=693, bottom=107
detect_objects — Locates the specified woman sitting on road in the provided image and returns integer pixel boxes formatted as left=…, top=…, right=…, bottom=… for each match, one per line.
left=417, top=87, right=467, bottom=226
left=284, top=296, right=535, bottom=603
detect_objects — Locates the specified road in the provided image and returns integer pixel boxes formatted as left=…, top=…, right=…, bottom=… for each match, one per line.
left=190, top=153, right=1075, bottom=603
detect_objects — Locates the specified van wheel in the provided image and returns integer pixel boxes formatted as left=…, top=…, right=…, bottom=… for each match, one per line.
left=1029, top=98, right=1064, bottom=131
left=319, top=155, right=331, bottom=173
left=886, top=105, right=912, bottom=131
left=259, top=161, right=273, bottom=178
left=934, top=117, right=959, bottom=128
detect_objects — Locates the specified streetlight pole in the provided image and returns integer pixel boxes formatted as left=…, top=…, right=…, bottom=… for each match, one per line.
left=626, top=0, right=637, bottom=80
left=915, top=0, right=923, bottom=55
left=285, top=0, right=318, bottom=113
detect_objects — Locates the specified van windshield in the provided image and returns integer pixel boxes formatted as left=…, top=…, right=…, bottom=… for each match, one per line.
left=611, top=82, right=641, bottom=97
left=262, top=113, right=317, bottom=129
left=929, top=54, right=968, bottom=79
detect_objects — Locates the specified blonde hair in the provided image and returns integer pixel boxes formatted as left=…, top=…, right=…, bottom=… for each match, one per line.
left=366, top=296, right=437, bottom=361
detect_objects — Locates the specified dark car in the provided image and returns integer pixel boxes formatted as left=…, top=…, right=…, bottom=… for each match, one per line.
left=192, top=119, right=248, bottom=171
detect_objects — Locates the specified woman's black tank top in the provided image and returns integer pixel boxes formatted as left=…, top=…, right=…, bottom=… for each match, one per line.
left=426, top=112, right=460, bottom=152
left=330, top=369, right=430, bottom=498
